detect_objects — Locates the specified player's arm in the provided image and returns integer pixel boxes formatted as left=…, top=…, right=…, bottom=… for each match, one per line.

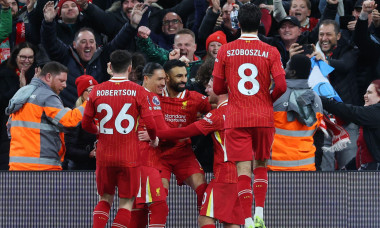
left=156, top=123, right=203, bottom=140
left=270, top=48, right=287, bottom=102
left=82, top=97, right=98, bottom=134
left=213, top=76, right=228, bottom=95
left=142, top=114, right=157, bottom=140
left=271, top=74, right=287, bottom=102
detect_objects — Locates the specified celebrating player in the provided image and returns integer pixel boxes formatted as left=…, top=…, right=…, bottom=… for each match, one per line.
left=213, top=3, right=287, bottom=228
left=144, top=77, right=244, bottom=228
left=129, top=62, right=169, bottom=228
left=82, top=50, right=157, bottom=228
left=159, top=59, right=211, bottom=212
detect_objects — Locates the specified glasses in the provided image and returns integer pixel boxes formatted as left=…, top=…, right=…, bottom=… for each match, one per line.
left=162, top=19, right=182, bottom=26
left=18, top=55, right=34, bottom=61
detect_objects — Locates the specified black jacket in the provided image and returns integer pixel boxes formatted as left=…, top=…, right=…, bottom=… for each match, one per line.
left=321, top=97, right=380, bottom=162
left=41, top=20, right=137, bottom=108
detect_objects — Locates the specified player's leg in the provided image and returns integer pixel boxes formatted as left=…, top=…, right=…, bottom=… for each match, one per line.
left=111, top=166, right=140, bottom=228
left=252, top=127, right=274, bottom=228
left=111, top=197, right=134, bottom=228
left=236, top=161, right=254, bottom=227
left=93, top=166, right=116, bottom=228
left=93, top=194, right=114, bottom=228
left=148, top=200, right=169, bottom=228
left=129, top=206, right=148, bottom=228
left=185, top=172, right=207, bottom=211
left=198, top=215, right=217, bottom=228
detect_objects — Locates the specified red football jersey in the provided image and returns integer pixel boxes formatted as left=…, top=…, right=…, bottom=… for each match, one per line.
left=137, top=89, right=163, bottom=168
left=213, top=34, right=285, bottom=128
left=194, top=101, right=238, bottom=183
left=159, top=89, right=211, bottom=156
left=84, top=77, right=153, bottom=167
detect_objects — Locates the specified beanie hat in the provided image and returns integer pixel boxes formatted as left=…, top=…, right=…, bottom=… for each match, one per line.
left=75, top=75, right=98, bottom=97
left=57, top=0, right=81, bottom=17
left=288, top=54, right=311, bottom=79
left=206, top=31, right=227, bottom=51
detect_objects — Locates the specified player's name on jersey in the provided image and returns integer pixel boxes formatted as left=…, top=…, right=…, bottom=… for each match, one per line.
left=165, top=114, right=187, bottom=123
left=226, top=49, right=268, bottom=58
left=96, top=89, right=137, bottom=97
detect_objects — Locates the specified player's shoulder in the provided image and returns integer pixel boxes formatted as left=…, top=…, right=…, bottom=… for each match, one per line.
left=187, top=90, right=208, bottom=100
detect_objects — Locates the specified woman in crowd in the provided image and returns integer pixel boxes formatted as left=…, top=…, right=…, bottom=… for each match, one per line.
left=321, top=80, right=380, bottom=170
left=64, top=75, right=98, bottom=170
left=0, top=41, right=38, bottom=170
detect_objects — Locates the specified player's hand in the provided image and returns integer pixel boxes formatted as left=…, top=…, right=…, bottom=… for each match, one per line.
left=288, top=43, right=303, bottom=58
left=138, top=26, right=151, bottom=39
left=43, top=1, right=57, bottom=22
left=149, top=137, right=159, bottom=148
left=89, top=149, right=96, bottom=158
left=138, top=130, right=151, bottom=141
left=169, top=49, right=181, bottom=60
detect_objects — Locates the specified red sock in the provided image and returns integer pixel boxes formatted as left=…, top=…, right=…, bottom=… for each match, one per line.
left=93, top=201, right=111, bottom=228
left=201, top=224, right=216, bottom=228
left=195, top=183, right=208, bottom=211
left=129, top=209, right=148, bottom=228
left=253, top=167, right=268, bottom=208
left=111, top=208, right=131, bottom=228
left=238, top=175, right=253, bottom=219
left=149, top=200, right=169, bottom=228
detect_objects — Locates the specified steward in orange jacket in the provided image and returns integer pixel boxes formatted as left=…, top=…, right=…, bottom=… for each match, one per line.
left=268, top=55, right=323, bottom=171
left=6, top=62, right=85, bottom=170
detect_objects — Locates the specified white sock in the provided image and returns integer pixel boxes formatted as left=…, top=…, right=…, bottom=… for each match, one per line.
left=254, top=207, right=264, bottom=218
left=245, top=217, right=254, bottom=227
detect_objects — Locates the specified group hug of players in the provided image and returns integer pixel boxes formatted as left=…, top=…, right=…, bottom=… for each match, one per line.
left=84, top=4, right=286, bottom=228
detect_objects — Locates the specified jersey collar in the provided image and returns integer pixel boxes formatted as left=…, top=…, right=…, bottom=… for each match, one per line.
left=217, top=99, right=228, bottom=109
left=109, top=76, right=129, bottom=82
left=239, top=34, right=260, bottom=41
left=162, top=87, right=187, bottom=99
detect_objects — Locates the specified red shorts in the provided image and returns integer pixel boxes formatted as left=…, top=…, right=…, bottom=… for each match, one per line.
left=134, top=166, right=167, bottom=206
left=160, top=148, right=204, bottom=186
left=225, top=127, right=274, bottom=162
left=96, top=166, right=140, bottom=199
left=199, top=180, right=244, bottom=225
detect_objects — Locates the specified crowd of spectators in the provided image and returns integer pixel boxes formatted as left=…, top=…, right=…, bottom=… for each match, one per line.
left=1, top=0, right=380, bottom=171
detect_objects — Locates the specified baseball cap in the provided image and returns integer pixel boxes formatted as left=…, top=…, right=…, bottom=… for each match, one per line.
left=279, top=16, right=301, bottom=28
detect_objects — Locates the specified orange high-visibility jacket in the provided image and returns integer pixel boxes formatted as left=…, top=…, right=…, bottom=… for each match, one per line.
left=7, top=78, right=85, bottom=170
left=268, top=79, right=323, bottom=171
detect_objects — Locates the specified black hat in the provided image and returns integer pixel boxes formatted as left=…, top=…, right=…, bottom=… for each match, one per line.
left=354, top=0, right=364, bottom=9
left=279, top=16, right=301, bottom=28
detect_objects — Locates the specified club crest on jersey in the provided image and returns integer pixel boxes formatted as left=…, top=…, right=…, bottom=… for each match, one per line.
left=152, top=96, right=160, bottom=105
left=156, top=188, right=160, bottom=196
left=206, top=113, right=212, bottom=118
left=181, top=101, right=188, bottom=109
left=202, top=95, right=207, bottom=100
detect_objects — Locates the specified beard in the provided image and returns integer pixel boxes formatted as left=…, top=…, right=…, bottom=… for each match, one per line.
left=170, top=82, right=186, bottom=93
